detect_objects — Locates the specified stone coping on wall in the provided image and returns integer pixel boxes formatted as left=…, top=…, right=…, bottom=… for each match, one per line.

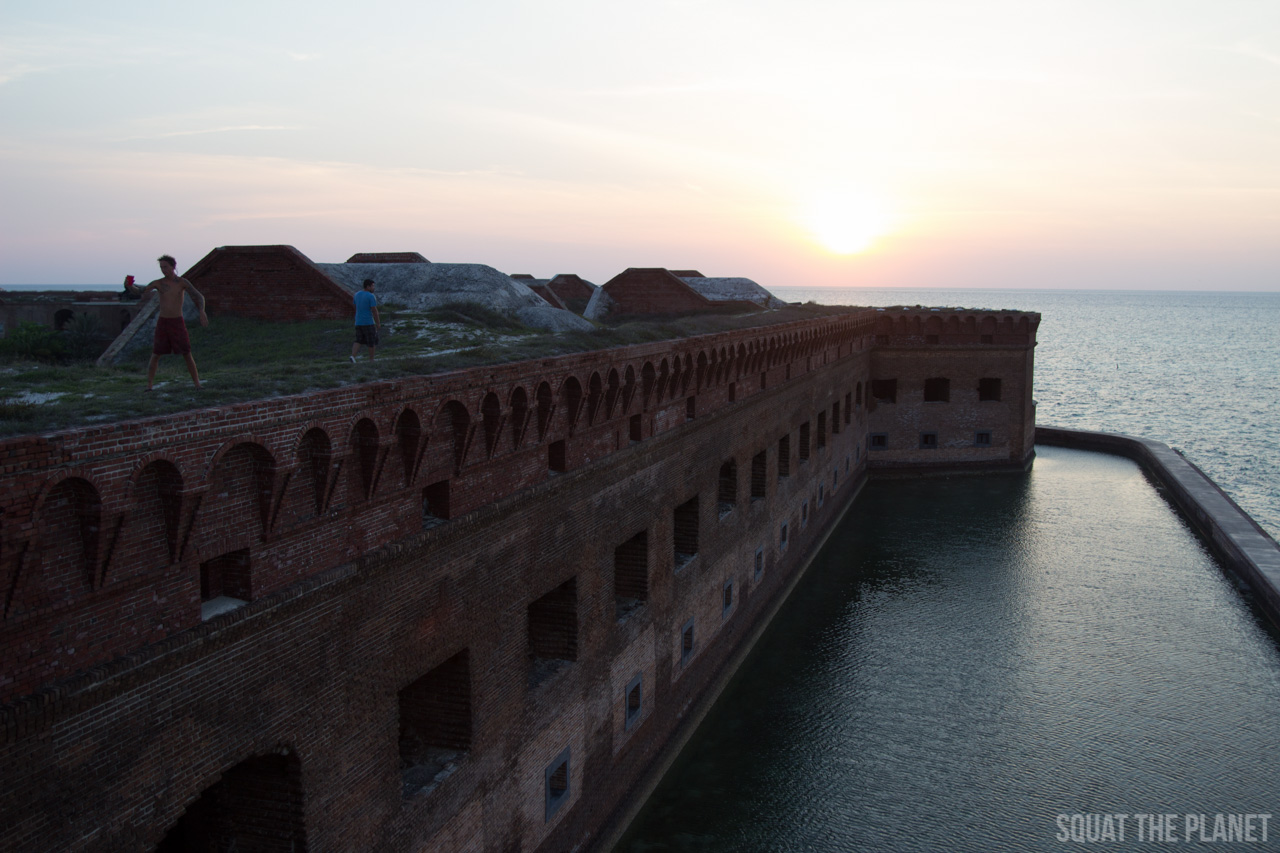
left=1036, top=426, right=1280, bottom=627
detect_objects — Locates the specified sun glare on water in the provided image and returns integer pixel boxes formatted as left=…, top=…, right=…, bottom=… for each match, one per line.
left=804, top=191, right=892, bottom=255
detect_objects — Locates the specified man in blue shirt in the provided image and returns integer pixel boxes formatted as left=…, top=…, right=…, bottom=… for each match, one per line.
left=351, top=278, right=380, bottom=362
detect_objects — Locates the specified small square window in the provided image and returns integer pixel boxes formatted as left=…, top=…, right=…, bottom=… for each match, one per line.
left=869, top=433, right=888, bottom=451
left=975, top=431, right=992, bottom=447
left=919, top=432, right=938, bottom=449
left=978, top=378, right=1002, bottom=402
left=754, top=546, right=764, bottom=581
left=545, top=747, right=571, bottom=821
left=624, top=673, right=643, bottom=731
left=722, top=580, right=734, bottom=617
left=680, top=618, right=696, bottom=666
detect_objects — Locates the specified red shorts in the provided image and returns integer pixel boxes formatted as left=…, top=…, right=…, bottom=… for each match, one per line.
left=153, top=316, right=192, bottom=355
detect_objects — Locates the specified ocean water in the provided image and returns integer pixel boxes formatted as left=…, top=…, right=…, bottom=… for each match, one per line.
left=773, top=287, right=1280, bottom=540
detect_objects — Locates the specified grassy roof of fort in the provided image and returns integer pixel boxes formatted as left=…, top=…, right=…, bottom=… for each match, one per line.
left=0, top=301, right=857, bottom=438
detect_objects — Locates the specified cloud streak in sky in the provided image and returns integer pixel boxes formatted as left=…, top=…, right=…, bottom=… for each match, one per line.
left=118, top=125, right=303, bottom=141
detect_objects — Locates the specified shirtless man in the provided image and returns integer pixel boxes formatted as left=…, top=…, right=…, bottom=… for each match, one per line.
left=126, top=255, right=209, bottom=390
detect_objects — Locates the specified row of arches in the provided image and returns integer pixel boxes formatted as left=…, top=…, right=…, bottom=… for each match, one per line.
left=3, top=315, right=873, bottom=625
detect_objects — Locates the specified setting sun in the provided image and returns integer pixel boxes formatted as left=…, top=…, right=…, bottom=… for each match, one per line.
left=803, top=191, right=893, bottom=255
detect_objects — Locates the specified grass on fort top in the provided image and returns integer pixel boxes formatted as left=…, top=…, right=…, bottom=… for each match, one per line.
left=0, top=301, right=851, bottom=437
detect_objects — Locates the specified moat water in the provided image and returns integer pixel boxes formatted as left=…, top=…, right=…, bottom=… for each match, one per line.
left=619, top=446, right=1280, bottom=851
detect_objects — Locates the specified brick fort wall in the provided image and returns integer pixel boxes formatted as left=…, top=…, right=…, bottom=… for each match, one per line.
left=0, top=307, right=1037, bottom=851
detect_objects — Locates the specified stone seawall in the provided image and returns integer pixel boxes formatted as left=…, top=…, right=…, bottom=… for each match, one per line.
left=1036, top=427, right=1280, bottom=627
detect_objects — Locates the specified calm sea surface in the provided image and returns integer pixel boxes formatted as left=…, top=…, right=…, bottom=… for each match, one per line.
left=622, top=287, right=1280, bottom=852
left=619, top=447, right=1280, bottom=851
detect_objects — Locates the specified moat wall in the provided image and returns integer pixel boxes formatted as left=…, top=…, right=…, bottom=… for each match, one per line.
left=0, top=308, right=1037, bottom=851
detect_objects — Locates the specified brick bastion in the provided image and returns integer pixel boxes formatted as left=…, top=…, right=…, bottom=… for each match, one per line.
left=0, top=307, right=1038, bottom=851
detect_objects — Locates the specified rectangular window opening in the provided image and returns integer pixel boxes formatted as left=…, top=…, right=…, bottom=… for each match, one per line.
left=614, top=531, right=649, bottom=619
left=529, top=577, right=578, bottom=686
left=629, top=413, right=643, bottom=443
left=548, top=440, right=567, bottom=473
left=979, top=378, right=1003, bottom=402
left=545, top=747, right=572, bottom=821
left=624, top=673, right=644, bottom=731
left=399, top=649, right=471, bottom=799
left=799, top=422, right=811, bottom=461
left=871, top=379, right=897, bottom=404
left=200, top=549, right=251, bottom=620
left=817, top=412, right=827, bottom=449
left=869, top=433, right=888, bottom=451
left=778, top=435, right=791, bottom=479
left=422, top=480, right=450, bottom=528
left=673, top=496, right=699, bottom=569
left=718, top=459, right=738, bottom=517
left=923, top=377, right=950, bottom=403
left=722, top=579, right=734, bottom=617
left=750, top=451, right=767, bottom=501
left=680, top=618, right=696, bottom=666
left=920, top=432, right=939, bottom=450
left=975, top=431, right=993, bottom=447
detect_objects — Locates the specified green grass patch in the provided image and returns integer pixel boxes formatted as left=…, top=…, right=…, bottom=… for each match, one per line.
left=0, top=303, right=855, bottom=437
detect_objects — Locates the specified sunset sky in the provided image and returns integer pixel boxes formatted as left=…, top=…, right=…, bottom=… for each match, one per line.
left=2, top=0, right=1277, bottom=289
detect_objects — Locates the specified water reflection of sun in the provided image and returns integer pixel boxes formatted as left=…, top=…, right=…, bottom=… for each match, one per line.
left=804, top=191, right=892, bottom=255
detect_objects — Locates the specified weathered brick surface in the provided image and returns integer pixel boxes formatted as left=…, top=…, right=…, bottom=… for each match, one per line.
left=182, top=245, right=354, bottom=321
left=1, top=292, right=141, bottom=339
left=0, top=307, right=1036, bottom=852
left=597, top=268, right=716, bottom=317
left=867, top=308, right=1039, bottom=468
left=547, top=274, right=596, bottom=304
